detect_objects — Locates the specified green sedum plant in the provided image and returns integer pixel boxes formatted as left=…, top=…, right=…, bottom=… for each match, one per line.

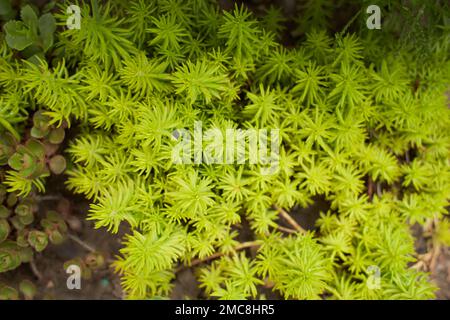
left=1, top=0, right=449, bottom=300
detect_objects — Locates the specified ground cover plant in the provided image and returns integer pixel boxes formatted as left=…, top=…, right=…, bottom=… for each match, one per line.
left=0, top=0, right=449, bottom=300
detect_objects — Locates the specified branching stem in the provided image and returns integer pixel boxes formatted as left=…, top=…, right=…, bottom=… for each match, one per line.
left=274, top=205, right=306, bottom=234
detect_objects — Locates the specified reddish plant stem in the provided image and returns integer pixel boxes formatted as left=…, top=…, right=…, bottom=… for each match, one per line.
left=274, top=205, right=306, bottom=234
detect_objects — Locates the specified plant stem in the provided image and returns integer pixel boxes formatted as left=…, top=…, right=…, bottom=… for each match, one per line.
left=35, top=195, right=61, bottom=201
left=367, top=176, right=374, bottom=200
left=176, top=240, right=261, bottom=272
left=68, top=233, right=96, bottom=253
left=277, top=225, right=297, bottom=234
left=376, top=183, right=382, bottom=197
left=274, top=205, right=306, bottom=234
left=30, top=259, right=43, bottom=281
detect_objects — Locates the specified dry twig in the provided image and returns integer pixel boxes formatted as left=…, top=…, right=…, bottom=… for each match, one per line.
left=175, top=240, right=261, bottom=273
left=274, top=205, right=306, bottom=234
